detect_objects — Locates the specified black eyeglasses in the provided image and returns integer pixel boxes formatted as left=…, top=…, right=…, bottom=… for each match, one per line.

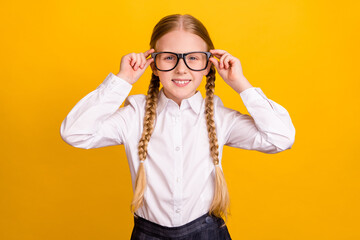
left=151, top=51, right=212, bottom=71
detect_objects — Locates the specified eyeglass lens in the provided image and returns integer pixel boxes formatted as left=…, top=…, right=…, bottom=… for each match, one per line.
left=155, top=52, right=208, bottom=71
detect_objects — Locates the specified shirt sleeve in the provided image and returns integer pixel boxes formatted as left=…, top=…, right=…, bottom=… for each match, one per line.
left=217, top=87, right=296, bottom=154
left=59, top=72, right=135, bottom=149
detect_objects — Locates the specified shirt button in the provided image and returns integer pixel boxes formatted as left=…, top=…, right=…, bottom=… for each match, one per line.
left=176, top=177, right=181, bottom=183
left=175, top=146, right=181, bottom=151
left=176, top=209, right=181, bottom=213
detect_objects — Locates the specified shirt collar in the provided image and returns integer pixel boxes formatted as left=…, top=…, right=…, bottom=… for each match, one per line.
left=156, top=88, right=203, bottom=116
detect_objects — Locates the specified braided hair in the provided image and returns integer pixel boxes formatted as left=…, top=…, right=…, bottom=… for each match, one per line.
left=130, top=14, right=230, bottom=223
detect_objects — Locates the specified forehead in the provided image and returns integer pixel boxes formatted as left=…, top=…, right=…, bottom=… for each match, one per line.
left=155, top=30, right=208, bottom=52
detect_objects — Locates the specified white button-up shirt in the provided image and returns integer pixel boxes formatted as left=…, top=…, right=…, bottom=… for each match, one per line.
left=60, top=72, right=295, bottom=227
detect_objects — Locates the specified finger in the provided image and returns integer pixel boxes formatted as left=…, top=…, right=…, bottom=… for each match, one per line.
left=209, top=57, right=220, bottom=70
left=223, top=55, right=231, bottom=69
left=210, top=52, right=224, bottom=59
left=128, top=54, right=133, bottom=67
left=144, top=57, right=154, bottom=69
left=210, top=49, right=227, bottom=58
left=144, top=48, right=155, bottom=58
left=141, top=53, right=147, bottom=69
left=137, top=53, right=143, bottom=69
left=132, top=54, right=138, bottom=70
left=136, top=53, right=142, bottom=69
left=135, top=54, right=141, bottom=70
left=139, top=53, right=145, bottom=69
left=220, top=53, right=230, bottom=69
left=130, top=53, right=136, bottom=67
left=228, top=56, right=238, bottom=68
left=219, top=53, right=226, bottom=68
left=210, top=49, right=227, bottom=54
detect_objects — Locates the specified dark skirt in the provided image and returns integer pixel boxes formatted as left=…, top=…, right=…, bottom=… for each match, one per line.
left=130, top=212, right=232, bottom=240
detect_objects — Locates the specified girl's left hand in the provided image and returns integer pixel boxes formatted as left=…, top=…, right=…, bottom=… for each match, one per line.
left=209, top=49, right=252, bottom=93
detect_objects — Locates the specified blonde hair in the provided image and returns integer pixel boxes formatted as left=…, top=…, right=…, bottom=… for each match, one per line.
left=130, top=14, right=231, bottom=223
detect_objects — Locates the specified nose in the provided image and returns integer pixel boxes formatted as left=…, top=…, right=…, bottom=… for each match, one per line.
left=175, top=58, right=188, bottom=73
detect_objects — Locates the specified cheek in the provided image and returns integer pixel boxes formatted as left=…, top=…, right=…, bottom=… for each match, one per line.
left=191, top=76, right=204, bottom=88
left=194, top=73, right=206, bottom=82
left=158, top=72, right=172, bottom=84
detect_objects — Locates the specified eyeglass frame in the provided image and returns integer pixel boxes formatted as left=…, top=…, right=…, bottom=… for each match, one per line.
left=151, top=51, right=212, bottom=72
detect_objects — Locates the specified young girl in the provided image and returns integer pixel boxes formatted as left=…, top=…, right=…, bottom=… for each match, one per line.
left=60, top=14, right=295, bottom=240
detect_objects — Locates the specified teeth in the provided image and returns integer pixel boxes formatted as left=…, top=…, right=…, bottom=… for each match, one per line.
left=173, top=80, right=190, bottom=84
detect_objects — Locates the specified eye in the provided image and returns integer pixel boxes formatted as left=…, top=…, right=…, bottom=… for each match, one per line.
left=187, top=54, right=201, bottom=61
left=161, top=54, right=176, bottom=61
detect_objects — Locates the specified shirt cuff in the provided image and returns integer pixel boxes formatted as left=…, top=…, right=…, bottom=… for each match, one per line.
left=239, top=87, right=275, bottom=110
left=100, top=72, right=133, bottom=92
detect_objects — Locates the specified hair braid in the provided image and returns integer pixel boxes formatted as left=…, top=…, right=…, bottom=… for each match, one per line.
left=131, top=14, right=231, bottom=224
left=205, top=66, right=231, bottom=223
left=130, top=73, right=160, bottom=215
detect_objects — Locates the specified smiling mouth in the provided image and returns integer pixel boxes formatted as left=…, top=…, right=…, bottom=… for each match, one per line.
left=172, top=79, right=191, bottom=87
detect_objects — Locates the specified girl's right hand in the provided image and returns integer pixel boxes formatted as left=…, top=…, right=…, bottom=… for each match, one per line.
left=116, top=48, right=155, bottom=85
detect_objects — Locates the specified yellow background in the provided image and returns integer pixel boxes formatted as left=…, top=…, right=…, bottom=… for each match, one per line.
left=1, top=0, right=359, bottom=239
